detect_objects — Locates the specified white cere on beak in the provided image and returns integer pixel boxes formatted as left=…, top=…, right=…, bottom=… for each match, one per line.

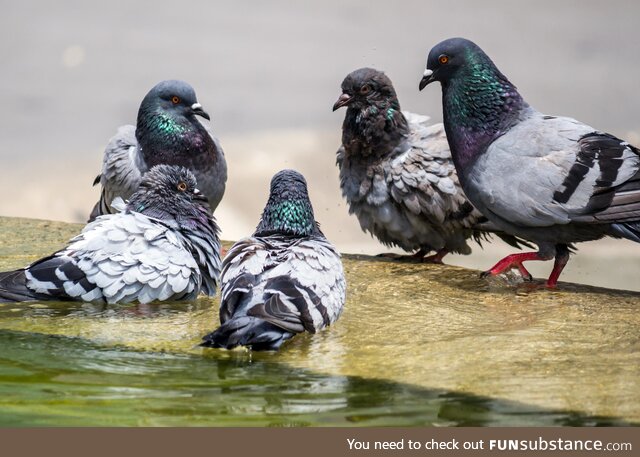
left=191, top=103, right=202, bottom=110
left=194, top=188, right=201, bottom=195
left=423, top=69, right=434, bottom=77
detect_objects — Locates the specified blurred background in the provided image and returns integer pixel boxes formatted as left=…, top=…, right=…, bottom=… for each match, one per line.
left=1, top=0, right=639, bottom=290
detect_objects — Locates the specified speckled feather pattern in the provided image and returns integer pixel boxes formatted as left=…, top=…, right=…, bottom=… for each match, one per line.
left=1, top=165, right=221, bottom=304
left=338, top=110, right=484, bottom=255
left=202, top=170, right=346, bottom=351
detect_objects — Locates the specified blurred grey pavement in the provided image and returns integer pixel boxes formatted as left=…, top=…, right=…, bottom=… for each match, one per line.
left=1, top=1, right=639, bottom=290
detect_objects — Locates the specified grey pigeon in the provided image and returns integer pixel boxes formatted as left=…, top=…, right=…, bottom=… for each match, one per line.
left=201, top=169, right=346, bottom=351
left=333, top=67, right=528, bottom=263
left=89, top=80, right=227, bottom=220
left=0, top=165, right=221, bottom=303
left=419, top=37, right=640, bottom=286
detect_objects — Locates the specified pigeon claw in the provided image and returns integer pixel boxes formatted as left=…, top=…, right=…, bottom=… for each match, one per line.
left=422, top=249, right=448, bottom=264
left=481, top=252, right=542, bottom=281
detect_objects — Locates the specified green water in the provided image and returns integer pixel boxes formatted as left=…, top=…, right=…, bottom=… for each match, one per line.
left=0, top=328, right=629, bottom=427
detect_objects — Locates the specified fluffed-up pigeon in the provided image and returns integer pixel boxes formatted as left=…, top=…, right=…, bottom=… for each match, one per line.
left=201, top=169, right=346, bottom=351
left=0, top=165, right=221, bottom=303
left=334, top=67, right=528, bottom=263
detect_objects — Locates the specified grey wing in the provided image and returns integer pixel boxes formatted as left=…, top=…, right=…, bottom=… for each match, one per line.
left=250, top=237, right=346, bottom=333
left=195, top=122, right=228, bottom=211
left=90, top=125, right=147, bottom=219
left=220, top=236, right=346, bottom=334
left=26, top=212, right=201, bottom=304
left=472, top=114, right=640, bottom=227
left=558, top=133, right=640, bottom=224
left=389, top=115, right=480, bottom=229
left=218, top=237, right=276, bottom=323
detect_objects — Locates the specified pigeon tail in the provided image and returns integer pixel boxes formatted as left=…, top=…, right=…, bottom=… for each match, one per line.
left=200, top=316, right=294, bottom=351
left=611, top=222, right=640, bottom=244
left=0, top=270, right=37, bottom=302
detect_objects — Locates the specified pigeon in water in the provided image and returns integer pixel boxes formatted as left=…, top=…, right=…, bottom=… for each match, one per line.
left=201, top=169, right=346, bottom=351
left=89, top=80, right=227, bottom=220
left=333, top=67, right=528, bottom=263
left=419, top=37, right=640, bottom=286
left=0, top=165, right=221, bottom=303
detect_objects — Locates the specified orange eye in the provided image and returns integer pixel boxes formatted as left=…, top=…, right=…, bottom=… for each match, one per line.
left=439, top=55, right=449, bottom=65
left=177, top=182, right=187, bottom=192
left=171, top=96, right=180, bottom=104
left=360, top=85, right=371, bottom=95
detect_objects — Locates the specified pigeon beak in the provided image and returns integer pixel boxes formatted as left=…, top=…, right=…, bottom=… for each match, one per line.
left=332, top=93, right=352, bottom=111
left=193, top=188, right=201, bottom=195
left=419, top=69, right=436, bottom=91
left=191, top=103, right=211, bottom=121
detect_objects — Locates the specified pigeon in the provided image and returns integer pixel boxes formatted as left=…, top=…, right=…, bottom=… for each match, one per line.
left=0, top=165, right=221, bottom=304
left=419, top=37, right=640, bottom=286
left=89, top=80, right=227, bottom=220
left=201, top=169, right=346, bottom=351
left=333, top=67, right=529, bottom=263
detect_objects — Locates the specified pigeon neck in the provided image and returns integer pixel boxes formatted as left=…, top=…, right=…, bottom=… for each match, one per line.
left=442, top=57, right=527, bottom=173
left=255, top=199, right=320, bottom=238
left=136, top=108, right=212, bottom=166
left=342, top=99, right=409, bottom=158
left=126, top=185, right=208, bottom=225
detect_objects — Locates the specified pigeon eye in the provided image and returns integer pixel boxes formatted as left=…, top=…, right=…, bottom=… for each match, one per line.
left=171, top=96, right=180, bottom=104
left=360, top=85, right=371, bottom=95
left=177, top=182, right=187, bottom=192
left=438, top=55, right=449, bottom=65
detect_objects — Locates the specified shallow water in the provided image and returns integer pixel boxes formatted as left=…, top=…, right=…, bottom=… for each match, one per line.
left=0, top=217, right=639, bottom=426
left=0, top=328, right=630, bottom=427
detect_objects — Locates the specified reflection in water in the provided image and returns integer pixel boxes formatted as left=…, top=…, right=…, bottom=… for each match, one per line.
left=0, top=299, right=214, bottom=320
left=0, top=330, right=632, bottom=427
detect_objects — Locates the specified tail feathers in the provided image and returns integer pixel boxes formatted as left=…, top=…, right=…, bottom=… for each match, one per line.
left=0, top=270, right=39, bottom=302
left=200, top=316, right=294, bottom=351
left=472, top=218, right=535, bottom=250
left=611, top=222, right=640, bottom=243
left=495, top=232, right=535, bottom=250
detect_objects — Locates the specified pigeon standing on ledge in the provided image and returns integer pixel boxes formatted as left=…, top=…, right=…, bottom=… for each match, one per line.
left=419, top=37, right=640, bottom=286
left=333, top=67, right=528, bottom=263
left=0, top=165, right=221, bottom=303
left=90, top=80, right=227, bottom=220
left=201, top=169, right=346, bottom=351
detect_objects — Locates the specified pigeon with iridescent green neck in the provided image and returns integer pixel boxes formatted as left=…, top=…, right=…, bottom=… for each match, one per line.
left=89, top=80, right=227, bottom=220
left=201, top=169, right=346, bottom=351
left=420, top=37, right=640, bottom=287
left=333, top=67, right=528, bottom=263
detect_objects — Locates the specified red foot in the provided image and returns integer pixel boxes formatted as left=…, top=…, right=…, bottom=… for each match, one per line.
left=546, top=246, right=570, bottom=287
left=423, top=249, right=449, bottom=264
left=480, top=252, right=541, bottom=282
left=481, top=247, right=571, bottom=286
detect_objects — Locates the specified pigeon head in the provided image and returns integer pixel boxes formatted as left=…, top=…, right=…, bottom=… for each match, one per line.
left=418, top=38, right=527, bottom=169
left=138, top=80, right=210, bottom=122
left=418, top=38, right=487, bottom=89
left=135, top=80, right=215, bottom=165
left=255, top=170, right=320, bottom=238
left=333, top=67, right=400, bottom=113
left=127, top=164, right=210, bottom=219
left=334, top=68, right=409, bottom=157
